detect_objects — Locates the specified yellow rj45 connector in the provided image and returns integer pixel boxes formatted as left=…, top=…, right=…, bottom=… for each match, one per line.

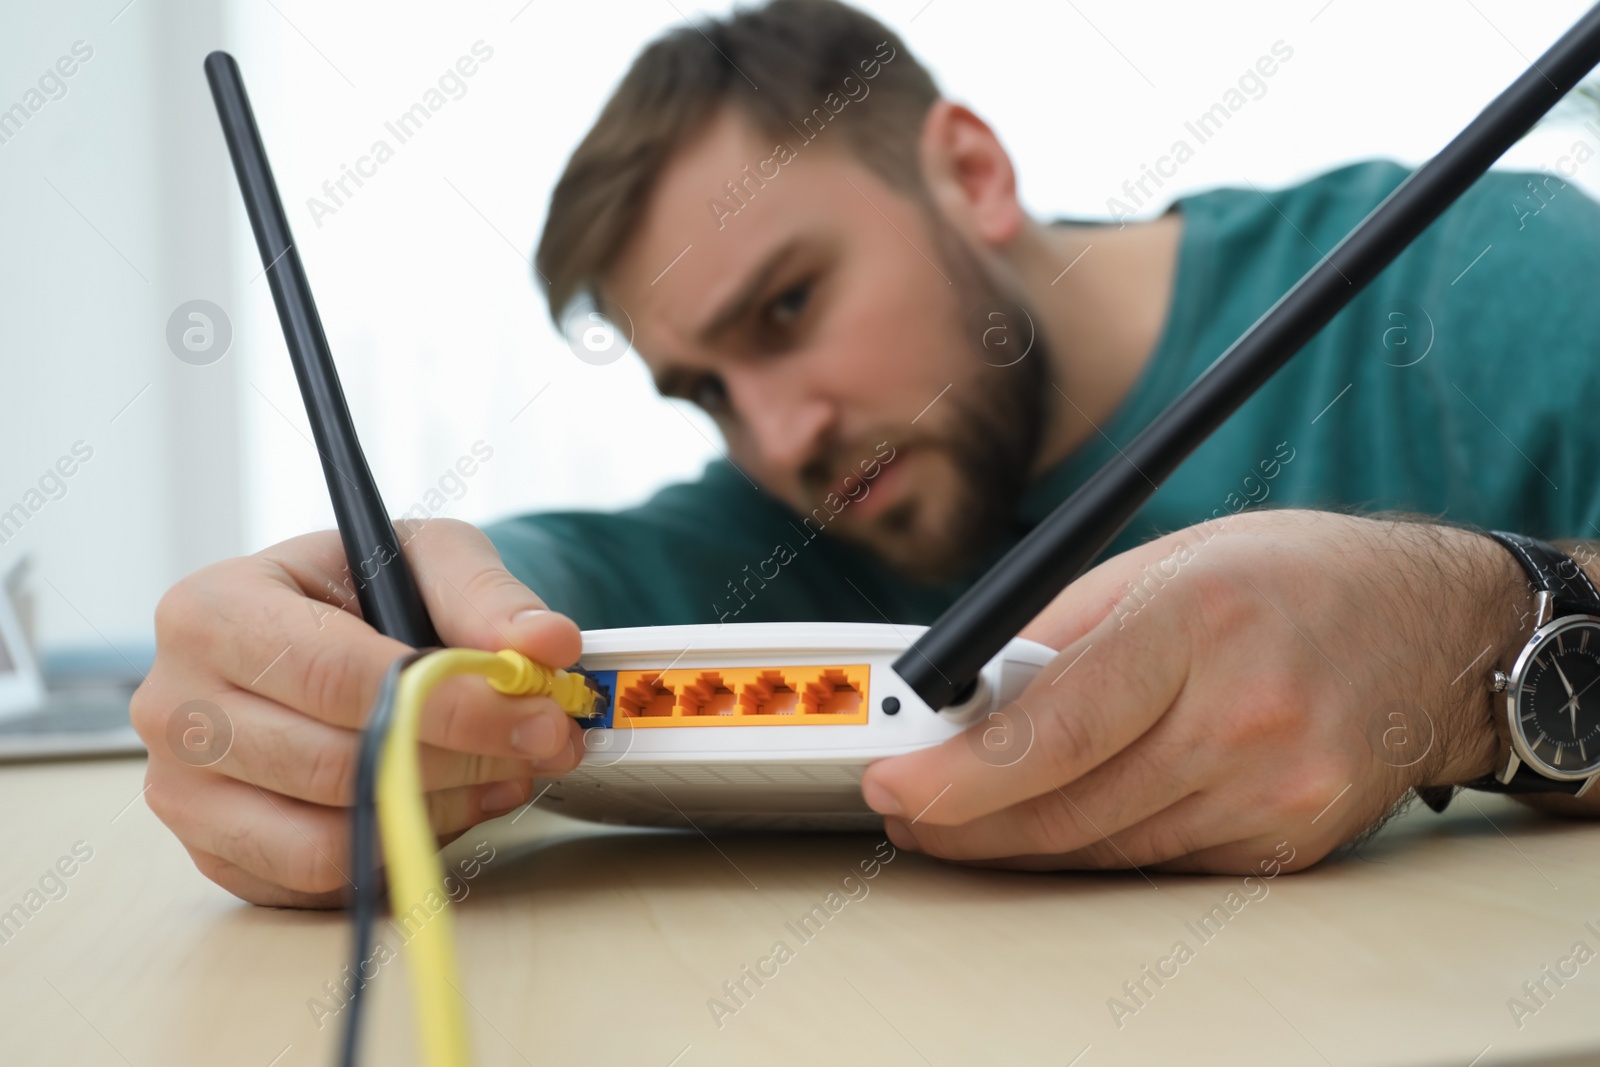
left=482, top=648, right=601, bottom=718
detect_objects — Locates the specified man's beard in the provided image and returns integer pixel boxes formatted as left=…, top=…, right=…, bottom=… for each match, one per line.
left=801, top=223, right=1052, bottom=583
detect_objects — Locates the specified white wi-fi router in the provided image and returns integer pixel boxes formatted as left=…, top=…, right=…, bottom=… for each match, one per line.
left=536, top=622, right=1055, bottom=830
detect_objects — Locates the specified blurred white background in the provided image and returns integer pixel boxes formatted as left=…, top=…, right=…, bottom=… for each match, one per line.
left=3, top=0, right=1600, bottom=652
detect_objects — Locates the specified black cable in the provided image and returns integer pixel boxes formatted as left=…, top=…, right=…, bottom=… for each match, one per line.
left=893, top=1, right=1600, bottom=709
left=340, top=650, right=429, bottom=1067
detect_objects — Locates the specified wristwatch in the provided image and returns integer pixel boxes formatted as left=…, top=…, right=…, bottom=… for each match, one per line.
left=1466, top=531, right=1600, bottom=798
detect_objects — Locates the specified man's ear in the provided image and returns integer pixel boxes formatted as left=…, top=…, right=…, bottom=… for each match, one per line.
left=918, top=100, right=1025, bottom=248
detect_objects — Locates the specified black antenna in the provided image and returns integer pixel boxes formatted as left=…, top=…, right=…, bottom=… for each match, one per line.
left=895, top=4, right=1600, bottom=710
left=204, top=51, right=440, bottom=648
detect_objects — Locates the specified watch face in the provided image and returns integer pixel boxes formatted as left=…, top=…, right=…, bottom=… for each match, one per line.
left=1512, top=617, right=1600, bottom=776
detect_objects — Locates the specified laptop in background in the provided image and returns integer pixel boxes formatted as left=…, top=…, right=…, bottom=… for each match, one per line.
left=0, top=558, right=145, bottom=762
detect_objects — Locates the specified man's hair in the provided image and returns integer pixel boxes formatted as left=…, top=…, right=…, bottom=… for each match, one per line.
left=536, top=0, right=940, bottom=324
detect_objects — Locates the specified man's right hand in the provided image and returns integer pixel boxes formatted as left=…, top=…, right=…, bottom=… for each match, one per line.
left=130, top=519, right=585, bottom=908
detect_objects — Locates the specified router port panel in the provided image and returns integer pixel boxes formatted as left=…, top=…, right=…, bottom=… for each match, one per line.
left=610, top=664, right=869, bottom=727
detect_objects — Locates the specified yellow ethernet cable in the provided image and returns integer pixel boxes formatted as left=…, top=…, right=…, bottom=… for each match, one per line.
left=376, top=649, right=597, bottom=1067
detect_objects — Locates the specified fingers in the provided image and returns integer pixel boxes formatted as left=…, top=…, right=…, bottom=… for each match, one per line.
left=861, top=585, right=1193, bottom=827
left=159, top=524, right=587, bottom=743
left=402, top=518, right=582, bottom=668
left=156, top=553, right=412, bottom=730
left=877, top=722, right=1201, bottom=861
left=147, top=763, right=537, bottom=901
left=896, top=793, right=1239, bottom=872
left=146, top=522, right=592, bottom=908
left=425, top=775, right=536, bottom=832
left=151, top=771, right=356, bottom=897
left=184, top=845, right=347, bottom=910
left=1143, top=844, right=1254, bottom=875
left=1146, top=835, right=1308, bottom=876
left=412, top=672, right=586, bottom=759
left=187, top=686, right=576, bottom=806
left=891, top=784, right=1308, bottom=874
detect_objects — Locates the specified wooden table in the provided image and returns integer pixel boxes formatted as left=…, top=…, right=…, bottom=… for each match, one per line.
left=1, top=757, right=1597, bottom=1066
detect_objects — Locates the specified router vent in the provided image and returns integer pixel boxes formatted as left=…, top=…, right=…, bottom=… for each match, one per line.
left=567, top=763, right=862, bottom=788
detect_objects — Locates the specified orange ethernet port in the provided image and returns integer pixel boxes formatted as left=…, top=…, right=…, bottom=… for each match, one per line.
left=801, top=668, right=865, bottom=718
left=740, top=670, right=799, bottom=717
left=616, top=673, right=676, bottom=720
left=680, top=672, right=739, bottom=717
left=613, top=664, right=870, bottom=727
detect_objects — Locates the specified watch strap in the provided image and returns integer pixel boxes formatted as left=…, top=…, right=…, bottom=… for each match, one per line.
left=1465, top=765, right=1588, bottom=795
left=1486, top=530, right=1600, bottom=609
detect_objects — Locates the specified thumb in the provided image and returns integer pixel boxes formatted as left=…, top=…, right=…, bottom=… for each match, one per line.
left=400, top=518, right=583, bottom=667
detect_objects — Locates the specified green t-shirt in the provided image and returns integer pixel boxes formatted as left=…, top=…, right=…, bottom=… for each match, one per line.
left=487, top=160, right=1600, bottom=630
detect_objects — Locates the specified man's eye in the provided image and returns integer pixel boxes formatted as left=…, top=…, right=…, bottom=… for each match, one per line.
left=692, top=375, right=728, bottom=414
left=767, top=281, right=810, bottom=327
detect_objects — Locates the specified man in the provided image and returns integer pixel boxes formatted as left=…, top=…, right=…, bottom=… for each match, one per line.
left=134, top=0, right=1600, bottom=907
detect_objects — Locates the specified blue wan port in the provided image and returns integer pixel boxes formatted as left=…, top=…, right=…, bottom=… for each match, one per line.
left=572, top=668, right=617, bottom=728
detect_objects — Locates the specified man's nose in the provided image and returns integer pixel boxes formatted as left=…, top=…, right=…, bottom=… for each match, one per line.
left=727, top=370, right=835, bottom=475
